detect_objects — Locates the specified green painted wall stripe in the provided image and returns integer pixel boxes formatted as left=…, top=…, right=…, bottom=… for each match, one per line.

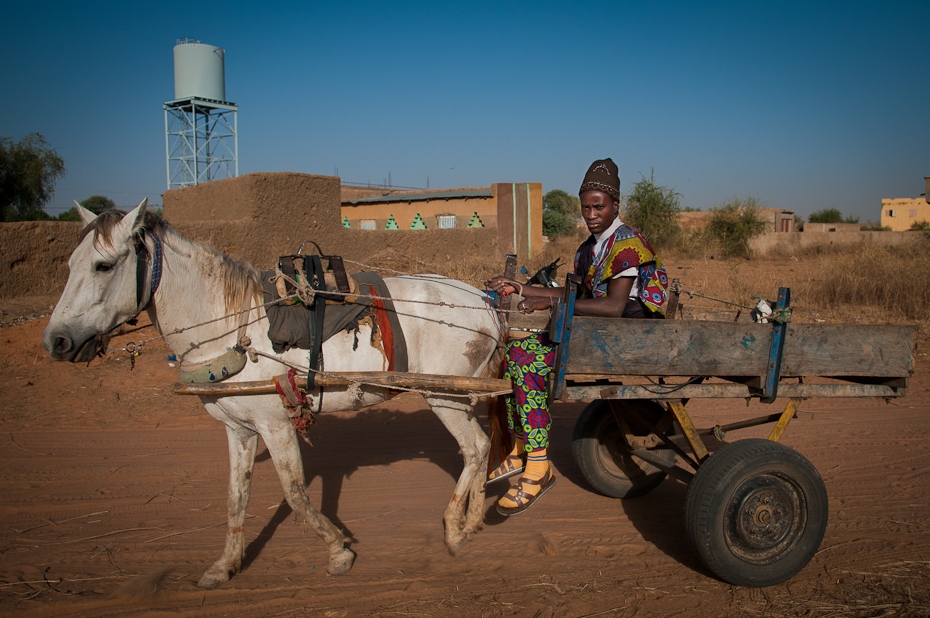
left=512, top=183, right=517, bottom=254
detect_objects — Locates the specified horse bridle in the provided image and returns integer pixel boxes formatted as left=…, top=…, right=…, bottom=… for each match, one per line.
left=87, top=227, right=164, bottom=361
left=127, top=227, right=163, bottom=325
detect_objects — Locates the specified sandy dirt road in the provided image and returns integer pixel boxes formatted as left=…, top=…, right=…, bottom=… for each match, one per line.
left=1, top=310, right=928, bottom=617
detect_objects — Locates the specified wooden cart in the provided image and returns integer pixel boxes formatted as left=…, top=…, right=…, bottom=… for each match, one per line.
left=176, top=273, right=916, bottom=588
left=543, top=274, right=916, bottom=587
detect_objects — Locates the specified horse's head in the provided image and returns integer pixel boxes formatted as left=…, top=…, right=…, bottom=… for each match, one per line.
left=43, top=199, right=154, bottom=362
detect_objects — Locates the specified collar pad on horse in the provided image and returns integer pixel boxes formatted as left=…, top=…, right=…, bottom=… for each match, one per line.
left=178, top=293, right=254, bottom=383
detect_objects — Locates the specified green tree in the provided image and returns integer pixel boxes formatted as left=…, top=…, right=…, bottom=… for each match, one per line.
left=705, top=196, right=769, bottom=258
left=58, top=195, right=117, bottom=221
left=808, top=208, right=844, bottom=224
left=623, top=170, right=681, bottom=248
left=0, top=133, right=66, bottom=221
left=543, top=189, right=580, bottom=237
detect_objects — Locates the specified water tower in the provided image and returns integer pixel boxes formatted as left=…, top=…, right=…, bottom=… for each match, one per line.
left=164, top=38, right=238, bottom=189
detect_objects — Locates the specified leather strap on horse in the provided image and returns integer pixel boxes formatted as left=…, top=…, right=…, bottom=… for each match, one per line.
left=273, top=368, right=315, bottom=445
left=127, top=228, right=163, bottom=326
left=305, top=255, right=327, bottom=391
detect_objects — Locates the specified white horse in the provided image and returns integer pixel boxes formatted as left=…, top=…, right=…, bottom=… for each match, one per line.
left=42, top=200, right=504, bottom=588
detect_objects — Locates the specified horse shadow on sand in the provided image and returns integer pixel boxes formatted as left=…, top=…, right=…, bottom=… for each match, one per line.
left=241, top=393, right=472, bottom=568
left=242, top=397, right=714, bottom=576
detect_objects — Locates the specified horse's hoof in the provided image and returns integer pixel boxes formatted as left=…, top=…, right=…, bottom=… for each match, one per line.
left=197, top=569, right=230, bottom=589
left=445, top=533, right=468, bottom=557
left=327, top=547, right=356, bottom=576
left=197, top=564, right=233, bottom=590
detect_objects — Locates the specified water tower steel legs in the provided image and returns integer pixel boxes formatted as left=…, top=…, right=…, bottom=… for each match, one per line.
left=164, top=97, right=238, bottom=190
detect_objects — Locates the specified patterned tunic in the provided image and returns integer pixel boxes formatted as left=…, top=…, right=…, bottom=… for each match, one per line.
left=574, top=224, right=669, bottom=315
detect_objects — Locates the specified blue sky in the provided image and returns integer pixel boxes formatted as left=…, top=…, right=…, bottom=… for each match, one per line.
left=3, top=1, right=927, bottom=221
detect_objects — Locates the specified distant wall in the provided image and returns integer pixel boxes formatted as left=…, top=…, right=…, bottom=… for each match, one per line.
left=750, top=230, right=923, bottom=255
left=678, top=207, right=795, bottom=233
left=0, top=221, right=81, bottom=298
left=803, top=222, right=861, bottom=233
left=164, top=172, right=345, bottom=265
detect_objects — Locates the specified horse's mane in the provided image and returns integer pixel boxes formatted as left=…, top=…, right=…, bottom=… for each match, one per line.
left=82, top=209, right=261, bottom=314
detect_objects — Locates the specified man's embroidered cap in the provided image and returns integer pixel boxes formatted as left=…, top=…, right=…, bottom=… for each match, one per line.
left=579, top=158, right=620, bottom=201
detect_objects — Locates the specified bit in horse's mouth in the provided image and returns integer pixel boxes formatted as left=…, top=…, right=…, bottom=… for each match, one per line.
left=72, top=334, right=108, bottom=364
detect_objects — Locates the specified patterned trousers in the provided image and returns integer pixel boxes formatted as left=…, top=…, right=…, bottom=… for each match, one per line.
left=503, top=333, right=556, bottom=453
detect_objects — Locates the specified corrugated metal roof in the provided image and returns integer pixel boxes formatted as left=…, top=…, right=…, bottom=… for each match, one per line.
left=342, top=189, right=492, bottom=206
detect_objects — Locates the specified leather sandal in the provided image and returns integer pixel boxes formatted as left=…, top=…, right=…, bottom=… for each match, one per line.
left=487, top=452, right=526, bottom=484
left=496, top=468, right=557, bottom=516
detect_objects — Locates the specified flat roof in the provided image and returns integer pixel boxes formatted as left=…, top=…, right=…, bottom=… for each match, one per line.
left=343, top=189, right=492, bottom=206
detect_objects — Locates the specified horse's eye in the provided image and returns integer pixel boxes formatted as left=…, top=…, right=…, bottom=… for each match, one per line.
left=95, top=262, right=113, bottom=273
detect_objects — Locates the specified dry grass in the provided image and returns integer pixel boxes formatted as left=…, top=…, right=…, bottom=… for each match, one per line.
left=379, top=233, right=928, bottom=333
left=812, top=240, right=930, bottom=322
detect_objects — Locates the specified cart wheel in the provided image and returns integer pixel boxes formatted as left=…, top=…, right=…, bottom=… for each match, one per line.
left=685, top=438, right=828, bottom=587
left=572, top=400, right=675, bottom=499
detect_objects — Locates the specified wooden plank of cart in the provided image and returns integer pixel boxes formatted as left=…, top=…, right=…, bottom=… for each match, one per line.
left=540, top=273, right=916, bottom=588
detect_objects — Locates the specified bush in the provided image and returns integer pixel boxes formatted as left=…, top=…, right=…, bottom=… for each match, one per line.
left=623, top=170, right=681, bottom=249
left=809, top=208, right=844, bottom=223
left=58, top=195, right=117, bottom=221
left=910, top=220, right=930, bottom=231
left=704, top=196, right=769, bottom=258
left=0, top=133, right=66, bottom=221
left=543, top=189, right=580, bottom=237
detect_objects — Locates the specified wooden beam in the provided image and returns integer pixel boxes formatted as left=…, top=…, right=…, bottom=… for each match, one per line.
left=667, top=400, right=709, bottom=462
left=768, top=398, right=801, bottom=442
left=562, top=381, right=904, bottom=401
left=174, top=371, right=512, bottom=397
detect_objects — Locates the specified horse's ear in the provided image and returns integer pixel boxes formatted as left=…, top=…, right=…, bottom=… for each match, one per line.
left=116, top=198, right=150, bottom=241
left=75, top=200, right=97, bottom=229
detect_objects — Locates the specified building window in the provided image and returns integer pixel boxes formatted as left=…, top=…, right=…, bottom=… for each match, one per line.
left=910, top=209, right=918, bottom=218
left=437, top=214, right=456, bottom=229
left=360, top=219, right=376, bottom=230
left=886, top=210, right=895, bottom=217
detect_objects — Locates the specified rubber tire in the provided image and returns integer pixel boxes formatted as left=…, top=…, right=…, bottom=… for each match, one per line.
left=685, top=438, right=828, bottom=587
left=572, top=399, right=675, bottom=499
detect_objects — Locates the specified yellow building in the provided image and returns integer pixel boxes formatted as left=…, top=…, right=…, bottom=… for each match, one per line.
left=881, top=196, right=930, bottom=231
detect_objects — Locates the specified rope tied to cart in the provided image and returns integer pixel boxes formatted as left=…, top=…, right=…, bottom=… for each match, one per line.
left=678, top=285, right=792, bottom=325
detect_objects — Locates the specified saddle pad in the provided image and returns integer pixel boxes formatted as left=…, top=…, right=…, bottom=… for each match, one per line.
left=261, top=271, right=408, bottom=373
